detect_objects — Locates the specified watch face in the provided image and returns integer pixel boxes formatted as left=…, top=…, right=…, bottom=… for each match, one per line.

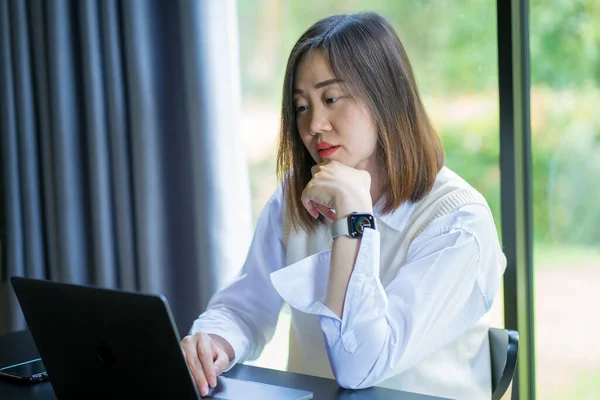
left=349, top=214, right=375, bottom=237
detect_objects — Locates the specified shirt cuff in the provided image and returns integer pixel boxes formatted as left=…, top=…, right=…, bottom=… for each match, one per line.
left=269, top=249, right=339, bottom=320
left=270, top=228, right=385, bottom=336
left=190, top=311, right=250, bottom=372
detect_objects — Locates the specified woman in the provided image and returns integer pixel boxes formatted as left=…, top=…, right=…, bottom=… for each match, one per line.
left=181, top=12, right=506, bottom=400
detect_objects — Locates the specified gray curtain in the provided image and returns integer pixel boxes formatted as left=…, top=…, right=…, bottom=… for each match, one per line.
left=0, top=0, right=252, bottom=337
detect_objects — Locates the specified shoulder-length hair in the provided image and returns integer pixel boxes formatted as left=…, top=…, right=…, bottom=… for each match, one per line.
left=277, top=12, right=444, bottom=232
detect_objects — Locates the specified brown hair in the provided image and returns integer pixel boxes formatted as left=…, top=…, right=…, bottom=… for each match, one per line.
left=276, top=12, right=444, bottom=232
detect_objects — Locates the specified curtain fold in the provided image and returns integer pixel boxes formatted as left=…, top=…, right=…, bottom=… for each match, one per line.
left=120, top=0, right=167, bottom=294
left=0, top=0, right=252, bottom=338
left=0, top=0, right=25, bottom=330
left=178, top=0, right=253, bottom=315
left=9, top=0, right=46, bottom=284
left=100, top=0, right=137, bottom=291
left=47, top=0, right=90, bottom=284
left=28, top=0, right=59, bottom=282
left=79, top=0, right=118, bottom=287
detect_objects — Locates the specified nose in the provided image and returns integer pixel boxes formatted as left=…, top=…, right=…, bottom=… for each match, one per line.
left=309, top=106, right=332, bottom=135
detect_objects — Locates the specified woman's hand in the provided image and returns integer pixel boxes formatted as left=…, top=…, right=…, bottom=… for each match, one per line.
left=301, top=159, right=373, bottom=221
left=180, top=332, right=231, bottom=397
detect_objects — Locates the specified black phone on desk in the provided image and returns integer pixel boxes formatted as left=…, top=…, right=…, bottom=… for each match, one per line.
left=0, top=358, right=49, bottom=383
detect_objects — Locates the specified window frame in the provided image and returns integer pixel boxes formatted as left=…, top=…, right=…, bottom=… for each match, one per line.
left=497, top=0, right=536, bottom=399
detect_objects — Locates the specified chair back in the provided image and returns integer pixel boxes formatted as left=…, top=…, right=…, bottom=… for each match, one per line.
left=489, top=327, right=519, bottom=400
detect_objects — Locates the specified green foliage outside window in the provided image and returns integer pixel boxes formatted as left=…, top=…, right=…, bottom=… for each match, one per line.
left=238, top=0, right=600, bottom=248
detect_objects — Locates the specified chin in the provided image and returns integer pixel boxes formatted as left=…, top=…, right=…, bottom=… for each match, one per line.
left=326, top=157, right=349, bottom=165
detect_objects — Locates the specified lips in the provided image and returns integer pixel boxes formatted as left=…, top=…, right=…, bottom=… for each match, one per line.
left=317, top=141, right=335, bottom=150
left=317, top=142, right=340, bottom=158
left=317, top=142, right=339, bottom=152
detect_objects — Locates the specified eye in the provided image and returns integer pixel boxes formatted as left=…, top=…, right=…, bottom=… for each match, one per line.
left=295, top=105, right=309, bottom=114
left=325, top=97, right=339, bottom=105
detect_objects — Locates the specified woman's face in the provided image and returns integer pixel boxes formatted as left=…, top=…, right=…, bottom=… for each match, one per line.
left=293, top=50, right=379, bottom=170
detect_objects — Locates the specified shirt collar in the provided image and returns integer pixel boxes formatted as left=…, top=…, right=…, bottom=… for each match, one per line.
left=373, top=196, right=415, bottom=232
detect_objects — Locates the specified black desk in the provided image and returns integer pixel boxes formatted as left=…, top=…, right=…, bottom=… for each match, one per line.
left=0, top=330, right=447, bottom=400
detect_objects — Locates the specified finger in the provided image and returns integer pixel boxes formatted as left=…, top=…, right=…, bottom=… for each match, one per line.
left=197, top=338, right=215, bottom=395
left=212, top=344, right=229, bottom=377
left=181, top=337, right=208, bottom=396
left=301, top=190, right=319, bottom=219
left=305, top=200, right=319, bottom=219
left=312, top=160, right=334, bottom=175
left=313, top=202, right=336, bottom=221
left=355, top=159, right=370, bottom=171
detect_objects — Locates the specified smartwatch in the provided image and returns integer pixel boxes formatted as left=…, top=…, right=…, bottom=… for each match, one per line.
left=331, top=212, right=376, bottom=239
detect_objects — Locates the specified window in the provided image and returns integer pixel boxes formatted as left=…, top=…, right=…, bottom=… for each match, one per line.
left=530, top=1, right=600, bottom=398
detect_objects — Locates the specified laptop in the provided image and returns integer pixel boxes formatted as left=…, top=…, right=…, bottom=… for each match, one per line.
left=10, top=276, right=313, bottom=400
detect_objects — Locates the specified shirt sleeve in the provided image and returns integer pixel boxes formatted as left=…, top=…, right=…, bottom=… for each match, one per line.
left=270, top=203, right=506, bottom=389
left=189, top=185, right=286, bottom=371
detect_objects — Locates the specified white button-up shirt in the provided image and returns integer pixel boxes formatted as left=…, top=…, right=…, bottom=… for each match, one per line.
left=191, top=167, right=506, bottom=399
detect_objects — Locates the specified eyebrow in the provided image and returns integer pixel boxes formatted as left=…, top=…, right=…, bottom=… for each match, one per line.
left=293, top=78, right=342, bottom=95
